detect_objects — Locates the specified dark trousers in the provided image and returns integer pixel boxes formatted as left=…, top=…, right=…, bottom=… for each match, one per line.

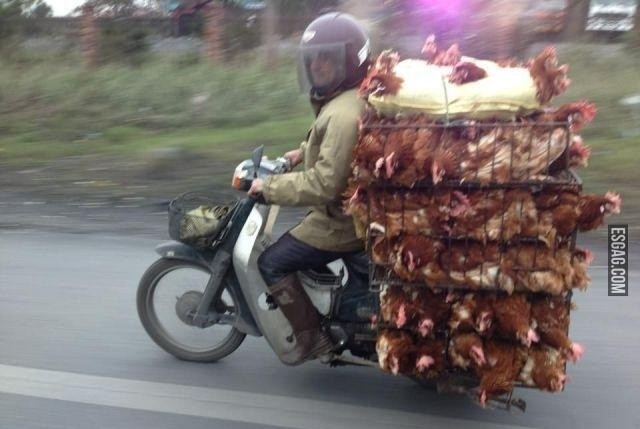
left=257, top=232, right=354, bottom=286
left=258, top=232, right=376, bottom=323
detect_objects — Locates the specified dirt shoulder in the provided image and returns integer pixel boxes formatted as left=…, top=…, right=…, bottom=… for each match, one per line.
left=0, top=153, right=233, bottom=238
left=0, top=153, right=634, bottom=266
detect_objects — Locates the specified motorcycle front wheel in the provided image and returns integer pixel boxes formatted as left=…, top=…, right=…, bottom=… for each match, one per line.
left=137, top=258, right=246, bottom=362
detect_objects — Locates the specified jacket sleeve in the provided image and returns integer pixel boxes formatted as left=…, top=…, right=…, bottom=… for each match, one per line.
left=262, top=114, right=357, bottom=207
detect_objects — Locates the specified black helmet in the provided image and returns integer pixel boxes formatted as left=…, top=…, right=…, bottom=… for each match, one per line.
left=298, top=12, right=371, bottom=96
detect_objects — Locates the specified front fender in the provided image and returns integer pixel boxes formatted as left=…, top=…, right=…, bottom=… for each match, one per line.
left=155, top=241, right=211, bottom=267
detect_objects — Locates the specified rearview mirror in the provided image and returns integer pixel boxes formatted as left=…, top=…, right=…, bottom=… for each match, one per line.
left=251, top=145, right=264, bottom=177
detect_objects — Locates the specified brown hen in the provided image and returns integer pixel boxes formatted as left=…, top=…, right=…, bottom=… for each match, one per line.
left=376, top=329, right=416, bottom=376
left=519, top=346, right=568, bottom=392
left=449, top=61, right=488, bottom=85
left=393, top=235, right=442, bottom=282
left=530, top=295, right=584, bottom=362
left=501, top=244, right=572, bottom=294
left=534, top=190, right=622, bottom=237
left=439, top=242, right=506, bottom=290
left=379, top=284, right=411, bottom=328
left=571, top=247, right=593, bottom=291
left=526, top=46, right=571, bottom=105
left=492, top=293, right=539, bottom=346
left=449, top=293, right=480, bottom=333
left=548, top=134, right=591, bottom=174
left=352, top=130, right=386, bottom=184
left=532, top=101, right=597, bottom=133
left=359, top=50, right=404, bottom=98
left=477, top=340, right=528, bottom=407
left=577, top=192, right=622, bottom=231
left=448, top=332, right=487, bottom=372
left=421, top=34, right=461, bottom=66
left=411, top=288, right=451, bottom=337
left=414, top=337, right=447, bottom=377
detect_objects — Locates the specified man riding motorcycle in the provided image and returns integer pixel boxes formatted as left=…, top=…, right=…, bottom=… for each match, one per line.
left=247, top=12, right=371, bottom=365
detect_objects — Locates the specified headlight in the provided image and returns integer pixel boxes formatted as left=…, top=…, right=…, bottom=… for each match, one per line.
left=232, top=161, right=251, bottom=190
left=232, top=167, right=248, bottom=190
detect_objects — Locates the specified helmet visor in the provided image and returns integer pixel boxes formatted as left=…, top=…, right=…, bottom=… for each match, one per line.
left=297, top=43, right=346, bottom=95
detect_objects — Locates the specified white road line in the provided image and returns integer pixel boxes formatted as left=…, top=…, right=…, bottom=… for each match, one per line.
left=0, top=364, right=534, bottom=429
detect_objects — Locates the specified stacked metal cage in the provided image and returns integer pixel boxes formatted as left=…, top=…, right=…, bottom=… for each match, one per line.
left=353, top=118, right=584, bottom=407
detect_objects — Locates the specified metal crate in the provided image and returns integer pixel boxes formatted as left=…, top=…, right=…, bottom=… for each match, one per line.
left=367, top=236, right=580, bottom=293
left=366, top=185, right=579, bottom=291
left=360, top=119, right=580, bottom=405
left=357, top=119, right=577, bottom=188
left=374, top=287, right=573, bottom=398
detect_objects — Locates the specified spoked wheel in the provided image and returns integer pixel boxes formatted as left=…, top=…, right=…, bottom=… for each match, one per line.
left=137, top=258, right=246, bottom=362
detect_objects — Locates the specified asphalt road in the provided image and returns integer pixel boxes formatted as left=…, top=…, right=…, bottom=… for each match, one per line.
left=0, top=222, right=638, bottom=428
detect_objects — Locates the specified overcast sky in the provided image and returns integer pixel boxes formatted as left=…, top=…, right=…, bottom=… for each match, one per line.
left=47, top=0, right=84, bottom=16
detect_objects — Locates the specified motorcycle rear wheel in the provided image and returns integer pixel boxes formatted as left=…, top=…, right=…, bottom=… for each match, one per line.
left=137, top=258, right=246, bottom=362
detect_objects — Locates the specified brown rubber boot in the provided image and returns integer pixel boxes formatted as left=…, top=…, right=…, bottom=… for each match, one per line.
left=268, top=274, right=335, bottom=365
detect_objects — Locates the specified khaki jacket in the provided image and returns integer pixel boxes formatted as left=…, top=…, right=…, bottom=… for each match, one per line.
left=262, top=89, right=365, bottom=252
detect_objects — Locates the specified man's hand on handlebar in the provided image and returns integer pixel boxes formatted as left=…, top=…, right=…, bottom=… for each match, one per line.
left=247, top=178, right=264, bottom=198
left=245, top=152, right=293, bottom=202
left=284, top=148, right=304, bottom=169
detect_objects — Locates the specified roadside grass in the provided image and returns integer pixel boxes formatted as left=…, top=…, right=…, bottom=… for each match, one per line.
left=551, top=44, right=639, bottom=228
left=0, top=42, right=638, bottom=226
left=0, top=116, right=312, bottom=165
left=576, top=136, right=640, bottom=231
left=0, top=46, right=309, bottom=143
left=0, top=45, right=314, bottom=169
left=555, top=44, right=640, bottom=138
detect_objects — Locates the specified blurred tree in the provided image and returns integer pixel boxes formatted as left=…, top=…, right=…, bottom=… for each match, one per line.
left=0, top=0, right=52, bottom=17
left=76, top=0, right=158, bottom=64
left=100, top=18, right=150, bottom=64
left=30, top=1, right=52, bottom=17
left=0, top=0, right=23, bottom=18
left=257, top=0, right=338, bottom=68
left=272, top=0, right=339, bottom=35
left=0, top=0, right=52, bottom=41
left=21, top=0, right=52, bottom=17
left=0, top=0, right=21, bottom=40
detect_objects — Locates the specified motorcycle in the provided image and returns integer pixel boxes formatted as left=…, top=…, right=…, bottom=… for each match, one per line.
left=136, top=146, right=531, bottom=411
left=137, top=146, right=380, bottom=368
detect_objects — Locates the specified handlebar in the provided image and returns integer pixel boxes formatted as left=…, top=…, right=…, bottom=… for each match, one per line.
left=277, top=157, right=293, bottom=173
left=233, top=155, right=292, bottom=194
